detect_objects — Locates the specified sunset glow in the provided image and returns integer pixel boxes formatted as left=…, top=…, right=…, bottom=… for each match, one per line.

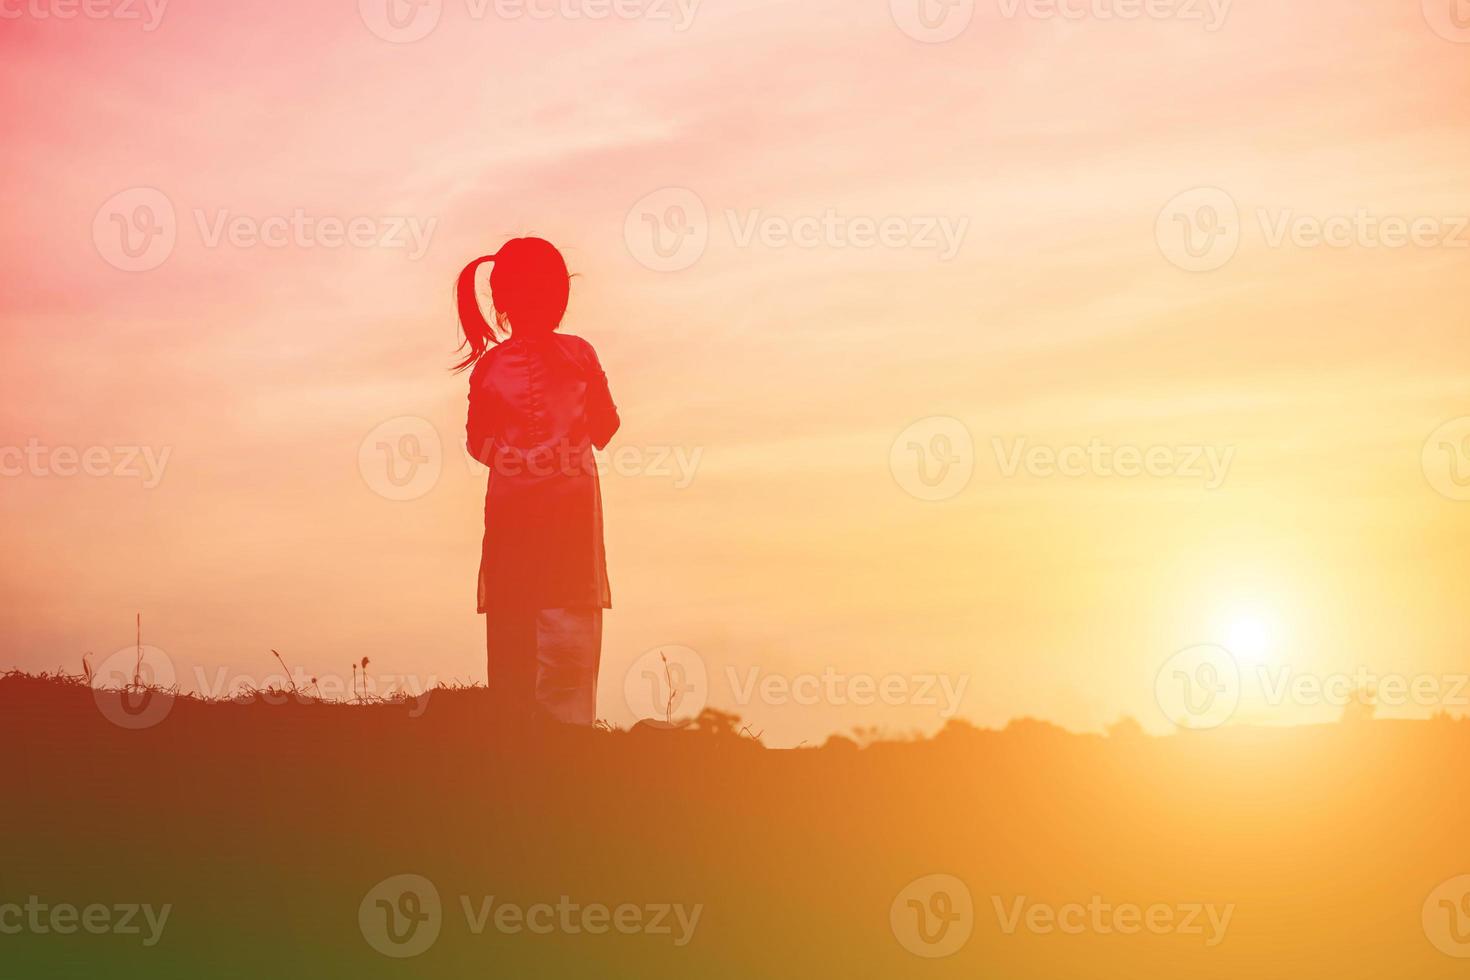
left=2, top=0, right=1467, bottom=748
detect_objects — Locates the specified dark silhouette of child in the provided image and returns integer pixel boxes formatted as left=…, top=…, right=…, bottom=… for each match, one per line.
left=458, top=238, right=619, bottom=725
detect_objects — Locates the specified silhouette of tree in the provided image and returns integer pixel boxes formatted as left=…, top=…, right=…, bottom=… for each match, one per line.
left=1107, top=716, right=1145, bottom=740
left=1340, top=683, right=1376, bottom=724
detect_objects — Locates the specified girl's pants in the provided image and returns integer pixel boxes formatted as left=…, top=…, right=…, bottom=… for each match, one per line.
left=485, top=607, right=602, bottom=725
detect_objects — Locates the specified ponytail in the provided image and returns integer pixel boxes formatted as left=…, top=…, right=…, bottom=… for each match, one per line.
left=453, top=253, right=499, bottom=372
left=453, top=238, right=571, bottom=371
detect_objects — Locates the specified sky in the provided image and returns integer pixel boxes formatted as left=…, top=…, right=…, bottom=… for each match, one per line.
left=1, top=0, right=1468, bottom=745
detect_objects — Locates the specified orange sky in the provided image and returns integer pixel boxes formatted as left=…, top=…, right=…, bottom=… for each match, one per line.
left=2, top=0, right=1467, bottom=744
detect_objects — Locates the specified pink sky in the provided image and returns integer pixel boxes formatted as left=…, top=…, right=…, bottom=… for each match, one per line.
left=2, top=0, right=1468, bottom=744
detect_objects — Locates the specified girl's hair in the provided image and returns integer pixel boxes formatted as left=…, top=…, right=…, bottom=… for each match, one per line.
left=454, top=237, right=571, bottom=371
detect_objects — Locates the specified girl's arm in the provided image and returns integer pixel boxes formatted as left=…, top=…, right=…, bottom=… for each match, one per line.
left=466, top=361, right=497, bottom=466
left=585, top=345, right=620, bottom=451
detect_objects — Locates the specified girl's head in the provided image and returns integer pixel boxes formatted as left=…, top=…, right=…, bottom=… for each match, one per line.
left=455, top=237, right=571, bottom=370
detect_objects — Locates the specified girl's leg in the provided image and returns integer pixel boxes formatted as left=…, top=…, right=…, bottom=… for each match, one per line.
left=485, top=609, right=538, bottom=721
left=533, top=607, right=602, bottom=725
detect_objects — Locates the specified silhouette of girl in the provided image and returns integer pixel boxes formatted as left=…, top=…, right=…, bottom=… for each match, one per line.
left=457, top=238, right=619, bottom=726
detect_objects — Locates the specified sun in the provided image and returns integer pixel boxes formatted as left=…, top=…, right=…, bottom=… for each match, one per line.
left=1223, top=613, right=1275, bottom=665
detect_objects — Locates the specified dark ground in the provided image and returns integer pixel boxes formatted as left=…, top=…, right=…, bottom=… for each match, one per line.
left=3, top=672, right=1469, bottom=978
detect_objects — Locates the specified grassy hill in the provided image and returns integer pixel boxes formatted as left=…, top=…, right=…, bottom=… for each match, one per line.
left=3, top=671, right=1469, bottom=978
